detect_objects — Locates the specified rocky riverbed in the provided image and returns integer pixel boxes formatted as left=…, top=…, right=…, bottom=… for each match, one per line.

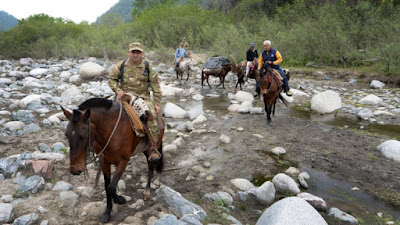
left=0, top=55, right=399, bottom=225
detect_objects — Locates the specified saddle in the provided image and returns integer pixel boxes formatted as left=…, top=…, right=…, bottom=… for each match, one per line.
left=120, top=93, right=152, bottom=136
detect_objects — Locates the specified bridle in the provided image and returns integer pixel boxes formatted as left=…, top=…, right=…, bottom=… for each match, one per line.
left=81, top=101, right=123, bottom=186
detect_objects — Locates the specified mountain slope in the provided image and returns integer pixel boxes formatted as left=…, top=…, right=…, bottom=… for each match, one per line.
left=0, top=10, right=18, bottom=32
left=95, top=0, right=135, bottom=23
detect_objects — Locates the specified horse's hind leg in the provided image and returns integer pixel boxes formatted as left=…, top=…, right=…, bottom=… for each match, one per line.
left=100, top=163, right=113, bottom=223
left=186, top=70, right=190, bottom=81
left=143, top=152, right=155, bottom=201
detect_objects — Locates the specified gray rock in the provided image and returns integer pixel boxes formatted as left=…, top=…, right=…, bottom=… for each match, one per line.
left=358, top=94, right=383, bottom=105
left=23, top=124, right=41, bottom=134
left=79, top=62, right=106, bottom=81
left=155, top=214, right=183, bottom=225
left=255, top=197, right=328, bottom=225
left=38, top=143, right=50, bottom=152
left=377, top=140, right=400, bottom=162
left=157, top=186, right=207, bottom=220
left=52, top=142, right=66, bottom=152
left=18, top=175, right=45, bottom=194
left=249, top=181, right=276, bottom=205
left=356, top=108, right=374, bottom=119
left=0, top=174, right=4, bottom=181
left=298, top=175, right=308, bottom=189
left=328, top=207, right=358, bottom=224
left=13, top=172, right=26, bottom=185
left=230, top=178, right=255, bottom=191
left=297, top=192, right=327, bottom=211
left=0, top=203, right=14, bottom=223
left=219, top=134, right=231, bottom=144
left=3, top=121, right=26, bottom=132
left=19, top=95, right=41, bottom=109
left=348, top=79, right=357, bottom=85
left=311, top=90, right=342, bottom=114
left=0, top=158, right=18, bottom=178
left=52, top=181, right=73, bottom=191
left=235, top=91, right=254, bottom=103
left=370, top=80, right=385, bottom=89
left=13, top=213, right=39, bottom=225
left=40, top=220, right=49, bottom=225
left=164, top=102, right=187, bottom=119
left=179, top=214, right=202, bottom=225
left=272, top=173, right=300, bottom=195
left=269, top=147, right=286, bottom=156
left=203, top=191, right=233, bottom=205
left=187, top=104, right=204, bottom=120
left=59, top=191, right=79, bottom=202
left=19, top=58, right=34, bottom=66
left=1, top=195, right=13, bottom=203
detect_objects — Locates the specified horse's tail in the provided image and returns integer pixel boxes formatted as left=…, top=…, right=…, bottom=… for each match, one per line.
left=156, top=141, right=164, bottom=173
left=278, top=94, right=289, bottom=107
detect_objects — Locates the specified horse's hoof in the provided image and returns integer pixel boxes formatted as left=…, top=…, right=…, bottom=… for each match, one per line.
left=143, top=191, right=151, bottom=201
left=114, top=195, right=126, bottom=204
left=100, top=214, right=111, bottom=223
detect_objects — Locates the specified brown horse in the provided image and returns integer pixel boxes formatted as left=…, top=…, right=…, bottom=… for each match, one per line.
left=61, top=98, right=164, bottom=223
left=201, top=64, right=236, bottom=89
left=256, top=65, right=289, bottom=125
left=235, top=61, right=258, bottom=90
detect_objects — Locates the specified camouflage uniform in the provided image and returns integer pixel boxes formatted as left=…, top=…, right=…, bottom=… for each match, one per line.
left=108, top=59, right=162, bottom=143
left=180, top=41, right=189, bottom=50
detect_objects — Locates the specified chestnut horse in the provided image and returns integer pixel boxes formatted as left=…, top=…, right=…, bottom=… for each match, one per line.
left=235, top=61, right=258, bottom=90
left=61, top=98, right=164, bottom=223
left=256, top=65, right=289, bottom=125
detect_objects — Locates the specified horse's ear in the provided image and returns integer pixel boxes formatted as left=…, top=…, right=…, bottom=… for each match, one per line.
left=61, top=106, right=72, bottom=120
left=84, top=109, right=91, bottom=119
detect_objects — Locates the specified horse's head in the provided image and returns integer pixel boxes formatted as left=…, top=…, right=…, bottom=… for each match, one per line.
left=257, top=64, right=273, bottom=94
left=61, top=106, right=90, bottom=175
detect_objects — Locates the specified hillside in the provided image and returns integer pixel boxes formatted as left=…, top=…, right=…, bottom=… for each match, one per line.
left=0, top=10, right=18, bottom=32
left=95, top=0, right=135, bottom=23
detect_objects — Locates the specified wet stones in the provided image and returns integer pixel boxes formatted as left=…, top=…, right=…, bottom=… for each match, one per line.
left=328, top=207, right=358, bottom=224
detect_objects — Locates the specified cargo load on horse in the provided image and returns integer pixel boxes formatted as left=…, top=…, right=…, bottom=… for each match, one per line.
left=201, top=56, right=236, bottom=89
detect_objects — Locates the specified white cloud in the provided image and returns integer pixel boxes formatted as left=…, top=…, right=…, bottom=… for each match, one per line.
left=1, top=0, right=120, bottom=23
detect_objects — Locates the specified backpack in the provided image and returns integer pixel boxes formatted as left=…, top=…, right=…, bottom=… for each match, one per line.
left=118, top=59, right=150, bottom=87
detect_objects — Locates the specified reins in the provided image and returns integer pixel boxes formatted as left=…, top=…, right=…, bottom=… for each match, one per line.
left=84, top=100, right=123, bottom=187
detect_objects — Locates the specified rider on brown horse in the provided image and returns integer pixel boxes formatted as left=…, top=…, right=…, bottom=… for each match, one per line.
left=108, top=42, right=162, bottom=163
left=245, top=43, right=258, bottom=80
left=257, top=40, right=292, bottom=97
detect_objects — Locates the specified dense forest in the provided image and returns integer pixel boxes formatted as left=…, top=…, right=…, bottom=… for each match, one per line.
left=95, top=0, right=136, bottom=23
left=0, top=10, right=18, bottom=32
left=0, top=0, right=399, bottom=75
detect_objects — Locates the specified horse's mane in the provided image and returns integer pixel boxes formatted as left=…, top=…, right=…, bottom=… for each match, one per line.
left=78, top=98, right=113, bottom=110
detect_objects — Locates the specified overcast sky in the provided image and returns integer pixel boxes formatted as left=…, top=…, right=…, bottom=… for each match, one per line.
left=1, top=0, right=119, bottom=23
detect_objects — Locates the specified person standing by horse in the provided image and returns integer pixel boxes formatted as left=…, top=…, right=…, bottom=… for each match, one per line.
left=257, top=40, right=292, bottom=96
left=175, top=43, right=187, bottom=70
left=245, top=43, right=258, bottom=79
left=108, top=42, right=162, bottom=162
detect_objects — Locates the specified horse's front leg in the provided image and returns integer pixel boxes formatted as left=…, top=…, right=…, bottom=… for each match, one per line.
left=264, top=102, right=272, bottom=125
left=109, top=160, right=128, bottom=205
left=100, top=162, right=112, bottom=223
left=186, top=70, right=190, bottom=81
left=207, top=75, right=211, bottom=89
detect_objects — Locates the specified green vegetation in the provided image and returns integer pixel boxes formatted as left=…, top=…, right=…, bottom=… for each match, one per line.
left=0, top=10, right=18, bottom=32
left=375, top=189, right=400, bottom=208
left=96, top=0, right=136, bottom=23
left=0, top=0, right=399, bottom=76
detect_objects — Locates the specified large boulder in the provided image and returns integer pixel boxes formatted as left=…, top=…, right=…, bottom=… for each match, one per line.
left=18, top=175, right=45, bottom=194
left=79, top=62, right=106, bottom=80
left=230, top=178, right=255, bottom=191
left=19, top=94, right=41, bottom=108
left=311, top=90, right=342, bottom=114
left=3, top=121, right=26, bottom=132
left=377, top=140, right=400, bottom=162
left=255, top=197, right=327, bottom=225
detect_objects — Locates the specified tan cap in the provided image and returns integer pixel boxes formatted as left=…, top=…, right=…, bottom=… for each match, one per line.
left=128, top=42, right=143, bottom=52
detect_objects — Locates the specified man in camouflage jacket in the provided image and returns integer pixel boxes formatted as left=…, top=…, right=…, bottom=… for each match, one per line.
left=108, top=42, right=162, bottom=161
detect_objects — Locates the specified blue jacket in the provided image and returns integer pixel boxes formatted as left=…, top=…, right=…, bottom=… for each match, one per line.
left=175, top=47, right=187, bottom=59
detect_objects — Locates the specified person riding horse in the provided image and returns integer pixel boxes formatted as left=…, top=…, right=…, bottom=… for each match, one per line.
left=108, top=42, right=162, bottom=163
left=175, top=43, right=187, bottom=70
left=257, top=40, right=292, bottom=97
left=245, top=43, right=258, bottom=80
